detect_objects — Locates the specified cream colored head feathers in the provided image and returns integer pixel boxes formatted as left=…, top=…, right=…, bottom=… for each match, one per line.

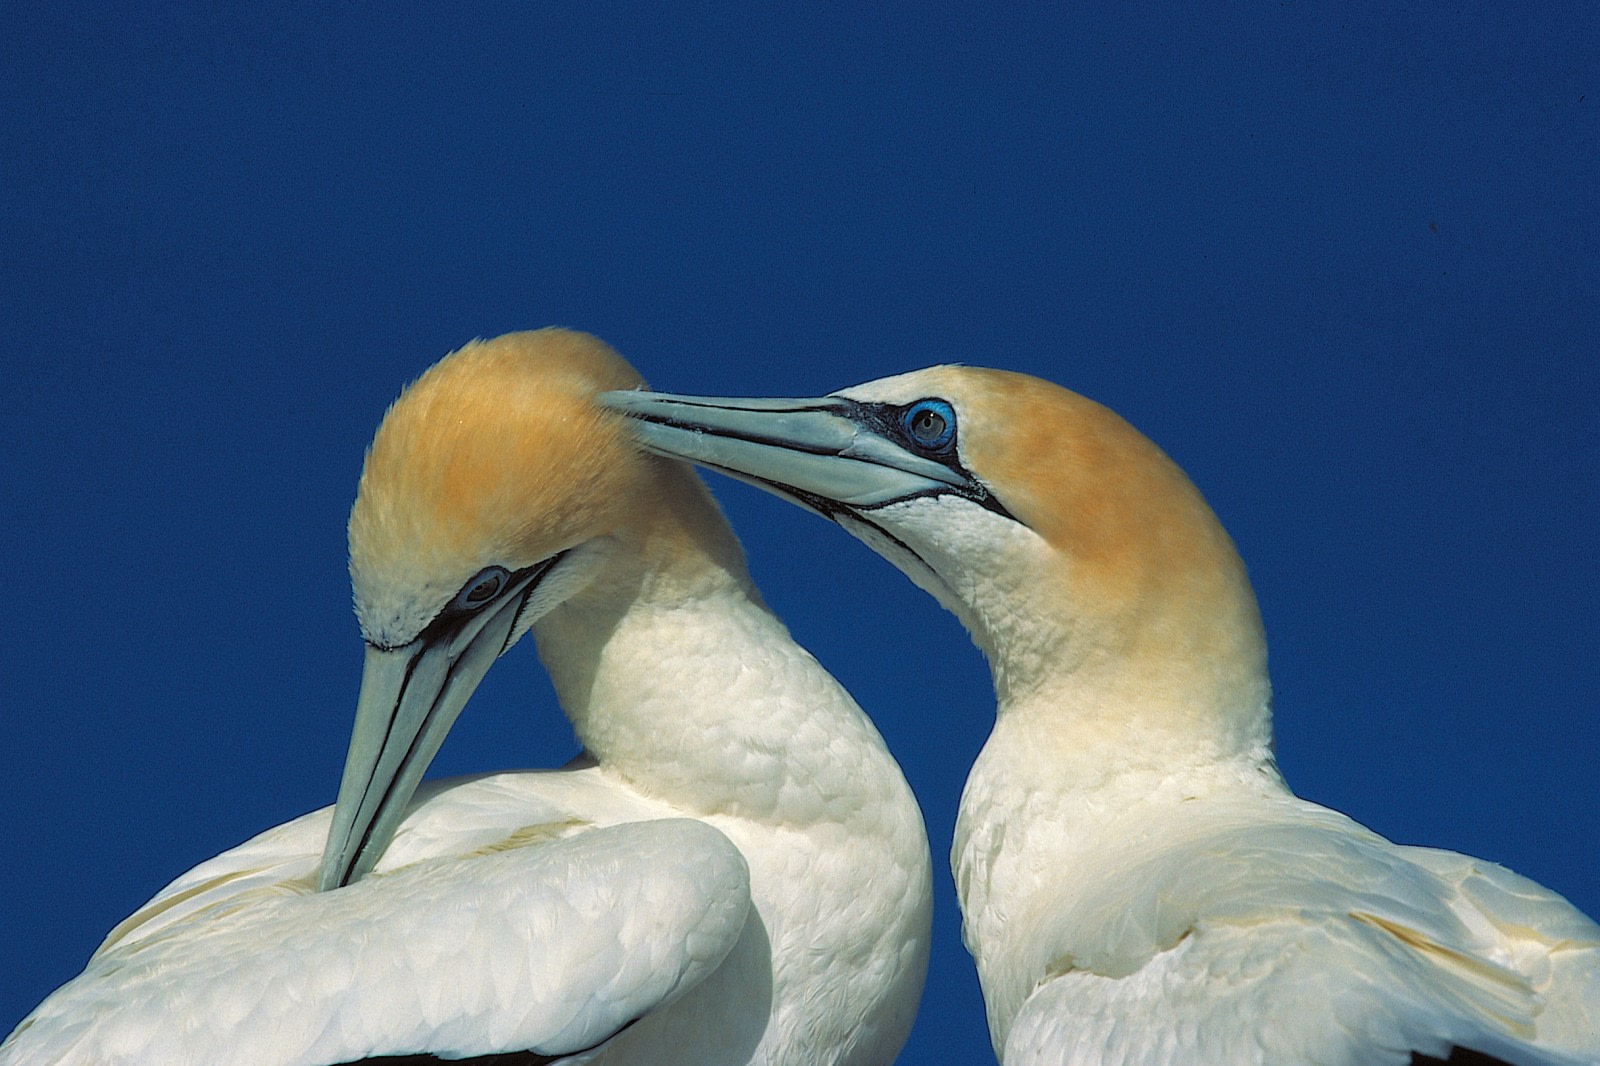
left=838, top=366, right=1270, bottom=743
left=349, top=329, right=663, bottom=647
left=898, top=369, right=1254, bottom=626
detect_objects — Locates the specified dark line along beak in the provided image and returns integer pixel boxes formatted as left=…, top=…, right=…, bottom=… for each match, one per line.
left=316, top=565, right=548, bottom=892
left=594, top=391, right=981, bottom=517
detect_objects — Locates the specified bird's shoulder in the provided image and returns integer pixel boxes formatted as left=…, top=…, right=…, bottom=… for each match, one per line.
left=999, top=795, right=1598, bottom=1065
left=1004, top=908, right=1591, bottom=1066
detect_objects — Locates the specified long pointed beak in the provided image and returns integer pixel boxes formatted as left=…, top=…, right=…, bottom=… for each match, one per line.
left=317, top=576, right=535, bottom=891
left=596, top=390, right=974, bottom=514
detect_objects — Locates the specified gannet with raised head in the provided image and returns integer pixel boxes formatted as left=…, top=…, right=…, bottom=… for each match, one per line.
left=601, top=369, right=1600, bottom=1066
left=2, top=330, right=931, bottom=1066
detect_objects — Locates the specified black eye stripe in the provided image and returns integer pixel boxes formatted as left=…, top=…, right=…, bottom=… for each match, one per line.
left=837, top=396, right=960, bottom=454
left=407, top=552, right=573, bottom=649
left=408, top=567, right=513, bottom=647
left=752, top=396, right=1018, bottom=524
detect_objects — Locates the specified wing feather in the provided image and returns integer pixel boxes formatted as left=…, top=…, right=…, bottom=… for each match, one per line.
left=3, top=802, right=751, bottom=1066
left=1000, top=798, right=1599, bottom=1065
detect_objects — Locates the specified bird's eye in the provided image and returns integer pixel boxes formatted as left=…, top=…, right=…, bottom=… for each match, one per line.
left=453, top=567, right=508, bottom=612
left=902, top=399, right=956, bottom=452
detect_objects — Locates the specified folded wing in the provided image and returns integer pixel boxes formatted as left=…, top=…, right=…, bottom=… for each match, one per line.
left=4, top=813, right=750, bottom=1066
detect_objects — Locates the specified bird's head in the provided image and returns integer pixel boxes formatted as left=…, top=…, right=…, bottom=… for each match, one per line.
left=321, top=328, right=675, bottom=891
left=601, top=367, right=1270, bottom=748
left=348, top=328, right=654, bottom=649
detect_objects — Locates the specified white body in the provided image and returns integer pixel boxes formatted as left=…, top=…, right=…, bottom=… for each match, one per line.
left=4, top=526, right=930, bottom=1066
left=891, top=400, right=1600, bottom=1066
left=602, top=366, right=1600, bottom=1066
left=2, top=332, right=932, bottom=1065
left=960, top=718, right=1600, bottom=1066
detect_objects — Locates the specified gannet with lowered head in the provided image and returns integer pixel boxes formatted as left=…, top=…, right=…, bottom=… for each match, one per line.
left=1, top=330, right=931, bottom=1066
left=601, top=368, right=1600, bottom=1066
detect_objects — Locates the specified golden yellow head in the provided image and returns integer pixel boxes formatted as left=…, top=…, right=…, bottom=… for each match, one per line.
left=904, top=367, right=1242, bottom=599
left=827, top=364, right=1246, bottom=602
left=348, top=328, right=658, bottom=647
left=834, top=364, right=1268, bottom=723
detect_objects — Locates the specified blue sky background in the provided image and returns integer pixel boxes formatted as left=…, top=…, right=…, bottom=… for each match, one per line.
left=4, top=5, right=1595, bottom=1061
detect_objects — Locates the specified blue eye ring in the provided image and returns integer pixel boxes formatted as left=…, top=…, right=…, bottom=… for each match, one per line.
left=453, top=566, right=509, bottom=612
left=902, top=399, right=956, bottom=453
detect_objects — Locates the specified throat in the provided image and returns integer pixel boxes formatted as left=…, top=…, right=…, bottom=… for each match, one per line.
left=950, top=626, right=1282, bottom=942
left=532, top=554, right=891, bottom=823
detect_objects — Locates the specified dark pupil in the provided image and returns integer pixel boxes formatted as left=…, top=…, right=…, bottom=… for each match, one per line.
left=467, top=577, right=499, bottom=603
left=912, top=409, right=945, bottom=441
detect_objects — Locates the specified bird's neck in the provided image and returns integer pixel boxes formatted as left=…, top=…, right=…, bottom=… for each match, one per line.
left=938, top=520, right=1286, bottom=1042
left=533, top=468, right=907, bottom=826
left=915, top=505, right=1277, bottom=781
left=950, top=578, right=1282, bottom=890
left=984, top=584, right=1276, bottom=789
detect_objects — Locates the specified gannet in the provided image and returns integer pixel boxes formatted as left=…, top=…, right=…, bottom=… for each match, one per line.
left=601, top=369, right=1600, bottom=1066
left=2, top=330, right=931, bottom=1066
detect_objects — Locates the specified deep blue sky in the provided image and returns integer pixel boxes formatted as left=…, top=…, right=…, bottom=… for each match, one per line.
left=4, top=5, right=1595, bottom=1061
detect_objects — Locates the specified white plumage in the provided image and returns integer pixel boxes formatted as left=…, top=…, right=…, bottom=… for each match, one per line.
left=602, top=367, right=1600, bottom=1066
left=2, top=330, right=931, bottom=1065
left=16, top=803, right=747, bottom=1063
